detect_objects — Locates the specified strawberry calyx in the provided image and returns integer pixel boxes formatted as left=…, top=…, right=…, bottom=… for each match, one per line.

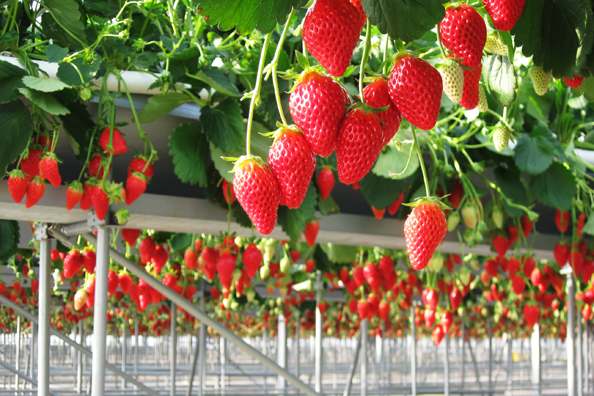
left=403, top=196, right=452, bottom=211
left=67, top=180, right=84, bottom=194
left=229, top=155, right=268, bottom=173
left=267, top=123, right=303, bottom=145
left=7, top=169, right=27, bottom=180
left=40, top=152, right=61, bottom=164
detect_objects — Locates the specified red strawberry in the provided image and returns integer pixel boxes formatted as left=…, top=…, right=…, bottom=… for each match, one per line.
left=565, top=74, right=584, bottom=88
left=305, top=259, right=316, bottom=273
left=122, top=229, right=141, bottom=246
left=432, top=324, right=445, bottom=346
left=441, top=311, right=454, bottom=333
left=349, top=0, right=366, bottom=30
left=493, top=235, right=510, bottom=258
left=357, top=300, right=370, bottom=320
left=521, top=215, right=533, bottom=238
left=232, top=156, right=281, bottom=235
left=353, top=266, right=365, bottom=287
left=450, top=288, right=463, bottom=310
left=363, top=262, right=382, bottom=291
left=99, top=127, right=127, bottom=155
left=289, top=71, right=349, bottom=156
left=36, top=134, right=53, bottom=150
left=378, top=256, right=394, bottom=278
left=577, top=213, right=586, bottom=237
left=201, top=247, right=219, bottom=269
left=530, top=268, right=544, bottom=287
left=511, top=276, right=525, bottom=294
left=439, top=5, right=486, bottom=69
left=242, top=243, right=262, bottom=278
left=139, top=237, right=156, bottom=264
left=222, top=180, right=235, bottom=205
left=388, top=193, right=404, bottom=215
left=185, top=284, right=197, bottom=300
left=336, top=107, right=384, bottom=185
left=126, top=172, right=148, bottom=205
left=362, top=78, right=402, bottom=146
left=65, top=181, right=84, bottom=210
left=523, top=304, right=540, bottom=328
left=459, top=63, right=482, bottom=110
left=570, top=249, right=584, bottom=275
left=388, top=54, right=443, bottom=131
left=127, top=156, right=154, bottom=179
left=7, top=170, right=27, bottom=203
left=268, top=127, right=316, bottom=208
left=90, top=185, right=110, bottom=220
left=118, top=273, right=132, bottom=294
left=302, top=0, right=361, bottom=77
left=82, top=249, right=96, bottom=274
left=217, top=251, right=236, bottom=289
left=304, top=220, right=320, bottom=247
left=371, top=207, right=385, bottom=219
left=378, top=300, right=390, bottom=321
left=317, top=168, right=335, bottom=200
left=21, top=148, right=42, bottom=178
left=107, top=269, right=119, bottom=294
left=522, top=257, right=536, bottom=278
left=482, top=0, right=526, bottom=31
left=151, top=245, right=168, bottom=274
left=25, top=177, right=46, bottom=208
left=583, top=304, right=592, bottom=321
left=39, top=153, right=61, bottom=188
left=63, top=250, right=83, bottom=279
left=424, top=308, right=436, bottom=328
left=508, top=257, right=521, bottom=277
left=555, top=210, right=570, bottom=233
left=88, top=154, right=111, bottom=178
left=79, top=183, right=93, bottom=211
left=554, top=242, right=570, bottom=268
left=404, top=200, right=448, bottom=270
left=184, top=248, right=198, bottom=269
left=84, top=276, right=96, bottom=296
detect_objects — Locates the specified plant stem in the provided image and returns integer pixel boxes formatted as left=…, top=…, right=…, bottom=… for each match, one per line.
left=411, top=125, right=430, bottom=197
left=245, top=32, right=272, bottom=157
left=359, top=21, right=372, bottom=103
left=269, top=8, right=295, bottom=126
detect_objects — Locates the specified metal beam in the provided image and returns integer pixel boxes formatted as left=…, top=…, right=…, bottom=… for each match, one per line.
left=0, top=359, right=59, bottom=396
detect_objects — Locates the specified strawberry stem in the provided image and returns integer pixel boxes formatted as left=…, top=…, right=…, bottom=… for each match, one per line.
left=246, top=32, right=272, bottom=157
left=359, top=21, right=372, bottom=103
left=411, top=125, right=431, bottom=197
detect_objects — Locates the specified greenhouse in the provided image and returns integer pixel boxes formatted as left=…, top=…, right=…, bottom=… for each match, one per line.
left=0, top=0, right=593, bottom=395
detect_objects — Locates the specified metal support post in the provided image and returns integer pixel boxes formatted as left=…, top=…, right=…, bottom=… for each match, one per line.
left=489, top=318, right=493, bottom=395
left=220, top=337, right=227, bottom=391
left=444, top=333, right=449, bottom=396
left=37, top=224, right=51, bottom=396
left=30, top=323, right=35, bottom=383
left=121, top=324, right=127, bottom=388
left=578, top=316, right=583, bottom=396
left=77, top=321, right=83, bottom=393
left=277, top=314, right=287, bottom=392
left=315, top=271, right=323, bottom=394
left=15, top=315, right=20, bottom=390
left=568, top=272, right=576, bottom=396
left=91, top=227, right=109, bottom=396
left=361, top=319, right=368, bottom=396
left=410, top=307, right=416, bottom=396
left=531, top=323, right=541, bottom=396
left=198, top=290, right=206, bottom=396
left=585, top=321, right=589, bottom=394
left=342, top=333, right=361, bottom=396
left=507, top=334, right=513, bottom=395
left=187, top=335, right=200, bottom=396
left=170, top=301, right=177, bottom=396
left=295, top=311, right=300, bottom=379
left=461, top=319, right=465, bottom=389
left=134, top=312, right=139, bottom=377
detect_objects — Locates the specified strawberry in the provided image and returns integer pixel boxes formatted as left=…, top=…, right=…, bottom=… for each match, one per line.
left=521, top=215, right=533, bottom=238
left=441, top=311, right=454, bottom=333
left=554, top=242, right=570, bottom=268
left=583, top=304, right=592, bottom=321
left=74, top=290, right=88, bottom=311
left=477, top=85, right=489, bottom=112
left=371, top=207, right=385, bottom=219
left=304, top=220, right=320, bottom=247
left=378, top=256, right=394, bottom=278
left=21, top=148, right=42, bottom=179
left=268, top=127, right=316, bottom=208
left=79, top=183, right=93, bottom=211
left=422, top=288, right=439, bottom=309
left=388, top=54, right=443, bottom=131
left=185, top=284, right=197, bottom=300
left=363, top=262, right=382, bottom=291
left=424, top=308, right=436, bottom=328
left=530, top=268, right=544, bottom=287
left=39, top=153, right=61, bottom=188
left=116, top=272, right=132, bottom=294
left=7, top=170, right=27, bottom=203
left=289, top=71, right=349, bottom=156
left=484, top=259, right=498, bottom=277
left=378, top=300, right=390, bottom=321
left=353, top=266, right=365, bottom=287
left=459, top=63, right=482, bottom=110
left=242, top=243, right=262, bottom=278
left=570, top=248, right=584, bottom=275
left=357, top=300, right=370, bottom=320
left=482, top=0, right=526, bottom=31
left=450, top=288, right=463, bottom=310
left=523, top=304, right=540, bottom=328
left=65, top=181, right=84, bottom=210
left=139, top=237, right=156, bottom=264
left=88, top=154, right=111, bottom=178
left=81, top=249, right=96, bottom=274
left=107, top=269, right=119, bottom=294
left=362, top=78, right=402, bottom=146
left=336, top=106, right=384, bottom=184
left=127, top=156, right=154, bottom=179
left=577, top=213, right=586, bottom=237
left=122, top=229, right=141, bottom=246
left=461, top=202, right=480, bottom=229
left=232, top=156, right=281, bottom=235
left=90, top=184, right=110, bottom=221
left=529, top=66, right=552, bottom=96
left=438, top=60, right=464, bottom=104
left=493, top=235, right=510, bottom=258
left=184, top=248, right=198, bottom=269
left=565, top=74, right=584, bottom=88
left=151, top=245, right=168, bottom=274
left=508, top=257, right=521, bottom=277
left=484, top=32, right=509, bottom=56
left=201, top=247, right=219, bottom=269
left=317, top=168, right=335, bottom=200
left=222, top=180, right=235, bottom=205
left=388, top=193, right=404, bottom=215
left=493, top=126, right=511, bottom=152
left=511, top=276, right=525, bottom=295
left=432, top=324, right=445, bottom=346
left=522, top=257, right=536, bottom=278
left=217, top=251, right=236, bottom=289
left=25, top=177, right=46, bottom=208
left=439, top=5, right=486, bottom=69
left=404, top=200, right=447, bottom=271
left=84, top=276, right=96, bottom=296
left=349, top=0, right=366, bottom=30
left=63, top=250, right=83, bottom=279
left=125, top=172, right=148, bottom=205
left=99, top=127, right=128, bottom=156
left=302, top=0, right=361, bottom=77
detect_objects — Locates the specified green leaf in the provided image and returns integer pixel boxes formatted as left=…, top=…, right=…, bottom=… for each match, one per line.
left=582, top=215, right=594, bottom=237
left=0, top=101, right=33, bottom=177
left=318, top=195, right=340, bottom=216
left=168, top=123, right=209, bottom=186
left=277, top=186, right=317, bottom=241
left=319, top=243, right=359, bottom=264
left=43, top=0, right=87, bottom=45
left=56, top=58, right=100, bottom=85
left=0, top=220, right=19, bottom=261
left=133, top=53, right=159, bottom=70
left=200, top=98, right=245, bottom=152
left=195, top=0, right=303, bottom=34
left=168, top=233, right=192, bottom=252
left=493, top=166, right=529, bottom=217
left=232, top=202, right=253, bottom=228
left=46, top=44, right=68, bottom=63
left=192, top=69, right=240, bottom=97
left=138, top=93, right=193, bottom=123
left=372, top=138, right=419, bottom=179
left=60, top=100, right=95, bottom=161
left=529, top=162, right=576, bottom=211
left=513, top=126, right=556, bottom=175
left=22, top=76, right=70, bottom=93
left=572, top=77, right=594, bottom=101
left=18, top=88, right=69, bottom=115
left=312, top=245, right=332, bottom=273
left=359, top=171, right=407, bottom=209
left=0, top=60, right=27, bottom=103
left=361, top=0, right=446, bottom=42
left=483, top=55, right=517, bottom=106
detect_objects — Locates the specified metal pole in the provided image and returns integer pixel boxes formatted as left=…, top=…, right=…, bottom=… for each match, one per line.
left=134, top=312, right=139, bottom=378
left=220, top=337, right=227, bottom=392
left=91, top=227, right=109, bottom=396
left=531, top=323, right=541, bottom=396
left=186, top=334, right=200, bottom=396
left=121, top=324, right=127, bottom=389
left=568, top=273, right=576, bottom=396
left=15, top=315, right=20, bottom=390
left=342, top=332, right=361, bottom=396
left=198, top=290, right=206, bottom=396
left=444, top=333, right=449, bottom=396
left=170, top=301, right=177, bottom=396
left=578, top=316, right=583, bottom=396
left=489, top=318, right=493, bottom=395
left=0, top=359, right=59, bottom=396
left=295, top=311, right=300, bottom=379
left=461, top=319, right=465, bottom=389
left=37, top=226, right=51, bottom=396
left=30, top=323, right=35, bottom=383
left=77, top=320, right=83, bottom=393
left=507, top=333, right=513, bottom=396
left=410, top=307, right=416, bottom=396
left=361, top=319, right=368, bottom=396
left=277, top=314, right=287, bottom=392
left=315, top=271, right=323, bottom=394
left=585, top=321, right=589, bottom=394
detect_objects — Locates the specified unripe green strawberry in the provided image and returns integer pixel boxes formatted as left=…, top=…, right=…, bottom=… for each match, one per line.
left=529, top=66, right=551, bottom=96
left=459, top=63, right=482, bottom=110
left=461, top=203, right=480, bottom=229
left=491, top=205, right=504, bottom=229
left=484, top=32, right=508, bottom=56
left=438, top=61, right=464, bottom=103
left=477, top=85, right=488, bottom=112
left=482, top=0, right=526, bottom=32
left=268, top=127, right=316, bottom=209
left=404, top=200, right=447, bottom=271
left=439, top=4, right=486, bottom=70
left=232, top=156, right=281, bottom=235
left=493, top=126, right=512, bottom=152
left=302, top=0, right=361, bottom=77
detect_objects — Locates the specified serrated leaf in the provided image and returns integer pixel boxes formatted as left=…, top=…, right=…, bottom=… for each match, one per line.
left=22, top=76, right=70, bottom=92
left=359, top=170, right=407, bottom=209
left=168, top=123, right=209, bottom=186
left=582, top=215, right=594, bottom=237
left=0, top=220, right=19, bottom=261
left=138, top=93, right=193, bottom=123
left=483, top=55, right=517, bottom=106
left=312, top=245, right=332, bottom=273
left=0, top=60, right=27, bottom=103
left=318, top=194, right=340, bottom=216
left=372, top=138, right=419, bottom=179
left=60, top=100, right=95, bottom=161
left=168, top=233, right=192, bottom=252
left=572, top=77, right=594, bottom=101
left=192, top=69, right=240, bottom=97
left=56, top=58, right=100, bottom=85
left=200, top=98, right=245, bottom=152
left=232, top=202, right=253, bottom=228
left=133, top=52, right=159, bottom=70
left=529, top=162, right=576, bottom=211
left=361, top=0, right=446, bottom=42
left=195, top=0, right=302, bottom=34
left=277, top=186, right=317, bottom=241
left=18, top=87, right=69, bottom=115
left=0, top=101, right=32, bottom=177
left=493, top=167, right=529, bottom=217
left=46, top=44, right=69, bottom=63
left=43, top=0, right=87, bottom=45
left=513, top=126, right=556, bottom=175
left=319, top=243, right=359, bottom=264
